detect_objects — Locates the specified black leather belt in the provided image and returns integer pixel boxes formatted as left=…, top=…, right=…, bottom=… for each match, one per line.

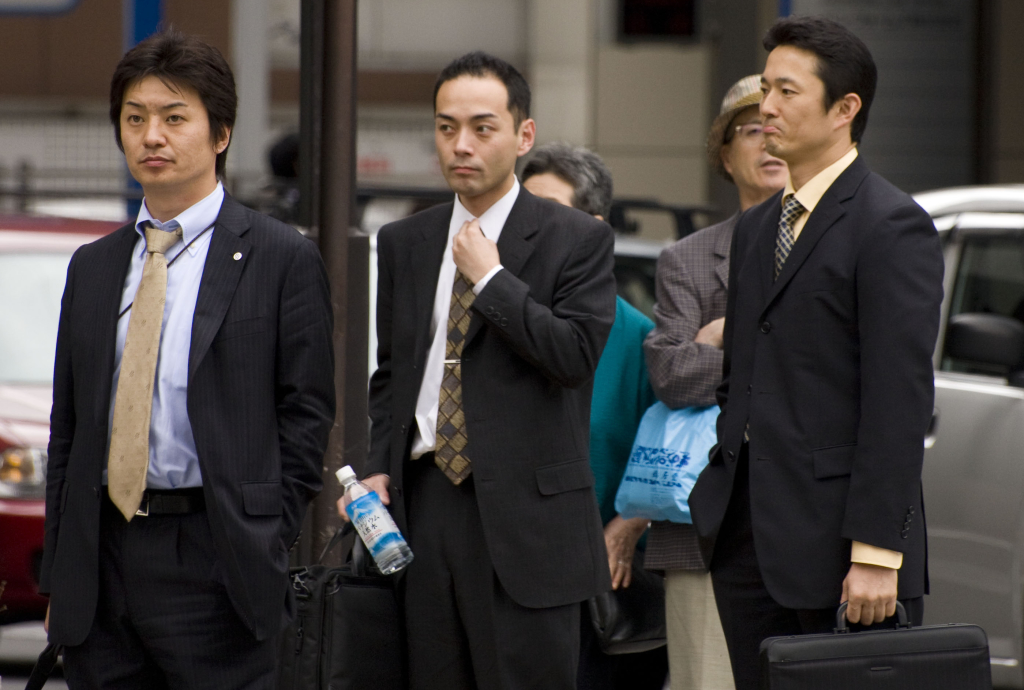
left=105, top=487, right=206, bottom=516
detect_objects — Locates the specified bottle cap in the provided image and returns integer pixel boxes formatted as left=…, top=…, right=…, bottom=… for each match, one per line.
left=335, top=465, right=356, bottom=485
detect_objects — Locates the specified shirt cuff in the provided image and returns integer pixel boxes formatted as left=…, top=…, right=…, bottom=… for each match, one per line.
left=472, top=265, right=504, bottom=295
left=851, top=541, right=903, bottom=569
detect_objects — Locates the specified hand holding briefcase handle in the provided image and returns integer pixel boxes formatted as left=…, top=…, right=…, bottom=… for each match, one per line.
left=760, top=602, right=993, bottom=689
left=833, top=600, right=910, bottom=633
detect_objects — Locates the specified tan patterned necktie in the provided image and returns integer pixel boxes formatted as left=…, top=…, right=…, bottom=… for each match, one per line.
left=107, top=224, right=182, bottom=520
left=434, top=269, right=474, bottom=485
left=774, top=194, right=805, bottom=279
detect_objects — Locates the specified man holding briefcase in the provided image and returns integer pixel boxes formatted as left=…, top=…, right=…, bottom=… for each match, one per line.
left=687, top=16, right=945, bottom=690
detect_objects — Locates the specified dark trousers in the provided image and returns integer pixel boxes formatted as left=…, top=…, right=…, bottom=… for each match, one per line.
left=403, top=457, right=581, bottom=690
left=577, top=601, right=668, bottom=690
left=63, top=495, right=277, bottom=690
left=709, top=446, right=924, bottom=690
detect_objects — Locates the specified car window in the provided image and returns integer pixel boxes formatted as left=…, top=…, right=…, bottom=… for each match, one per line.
left=614, top=256, right=657, bottom=319
left=944, top=234, right=1024, bottom=374
left=0, top=252, right=72, bottom=384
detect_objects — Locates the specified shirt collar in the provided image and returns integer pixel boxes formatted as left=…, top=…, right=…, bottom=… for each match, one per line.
left=135, top=182, right=225, bottom=251
left=783, top=147, right=858, bottom=214
left=450, top=177, right=521, bottom=242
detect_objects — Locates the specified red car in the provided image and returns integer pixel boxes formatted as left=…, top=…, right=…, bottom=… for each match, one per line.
left=0, top=215, right=120, bottom=622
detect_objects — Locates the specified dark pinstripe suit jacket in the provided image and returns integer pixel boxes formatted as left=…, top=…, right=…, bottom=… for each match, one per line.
left=642, top=214, right=735, bottom=571
left=41, top=195, right=336, bottom=645
left=366, top=188, right=616, bottom=608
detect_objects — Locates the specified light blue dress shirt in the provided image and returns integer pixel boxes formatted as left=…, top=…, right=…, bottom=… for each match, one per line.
left=105, top=183, right=224, bottom=489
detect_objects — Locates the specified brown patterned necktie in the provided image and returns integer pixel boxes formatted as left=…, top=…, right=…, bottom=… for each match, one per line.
left=434, top=269, right=474, bottom=485
left=107, top=224, right=182, bottom=520
left=774, top=194, right=805, bottom=280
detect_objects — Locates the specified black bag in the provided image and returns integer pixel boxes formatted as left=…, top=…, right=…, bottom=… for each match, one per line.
left=277, top=522, right=406, bottom=690
left=759, top=602, right=992, bottom=689
left=587, top=549, right=666, bottom=655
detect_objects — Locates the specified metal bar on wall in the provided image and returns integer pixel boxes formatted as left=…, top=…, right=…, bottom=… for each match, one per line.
left=299, top=0, right=367, bottom=567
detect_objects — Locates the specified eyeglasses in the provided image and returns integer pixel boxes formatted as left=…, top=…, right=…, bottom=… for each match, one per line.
left=727, top=122, right=764, bottom=144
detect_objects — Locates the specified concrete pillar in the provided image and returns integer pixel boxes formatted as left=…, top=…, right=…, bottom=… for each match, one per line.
left=527, top=0, right=596, bottom=146
left=230, top=0, right=271, bottom=199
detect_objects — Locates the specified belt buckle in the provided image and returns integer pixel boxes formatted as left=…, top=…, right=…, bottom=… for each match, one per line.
left=136, top=494, right=150, bottom=517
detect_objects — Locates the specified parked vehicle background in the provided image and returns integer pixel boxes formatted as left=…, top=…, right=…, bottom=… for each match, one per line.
left=915, top=184, right=1024, bottom=689
left=0, top=216, right=119, bottom=623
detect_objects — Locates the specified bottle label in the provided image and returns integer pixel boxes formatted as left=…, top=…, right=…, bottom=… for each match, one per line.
left=345, top=492, right=404, bottom=558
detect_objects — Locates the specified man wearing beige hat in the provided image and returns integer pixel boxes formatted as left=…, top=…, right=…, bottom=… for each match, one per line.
left=642, top=74, right=786, bottom=690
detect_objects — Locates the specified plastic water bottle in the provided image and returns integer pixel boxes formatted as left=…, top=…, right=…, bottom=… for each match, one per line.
left=336, top=465, right=413, bottom=574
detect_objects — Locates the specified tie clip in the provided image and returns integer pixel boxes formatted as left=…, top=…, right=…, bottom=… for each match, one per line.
left=444, top=359, right=461, bottom=365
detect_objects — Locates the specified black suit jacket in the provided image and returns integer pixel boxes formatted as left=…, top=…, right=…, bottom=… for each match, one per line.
left=366, top=188, right=616, bottom=608
left=689, top=157, right=944, bottom=609
left=40, top=195, right=335, bottom=644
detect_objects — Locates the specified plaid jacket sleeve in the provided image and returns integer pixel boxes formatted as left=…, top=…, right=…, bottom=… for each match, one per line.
left=643, top=216, right=734, bottom=410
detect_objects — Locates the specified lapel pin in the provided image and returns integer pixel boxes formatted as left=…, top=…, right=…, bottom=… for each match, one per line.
left=233, top=252, right=242, bottom=261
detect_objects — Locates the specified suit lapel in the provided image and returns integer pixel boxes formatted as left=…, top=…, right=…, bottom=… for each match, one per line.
left=755, top=199, right=782, bottom=306
left=408, top=206, right=451, bottom=362
left=760, top=157, right=870, bottom=313
left=94, top=225, right=142, bottom=426
left=188, top=195, right=252, bottom=382
left=464, top=190, right=537, bottom=345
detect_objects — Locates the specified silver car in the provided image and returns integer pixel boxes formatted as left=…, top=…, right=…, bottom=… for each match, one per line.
left=915, top=185, right=1024, bottom=688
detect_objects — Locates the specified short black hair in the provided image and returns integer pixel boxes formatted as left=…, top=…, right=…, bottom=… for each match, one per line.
left=522, top=143, right=613, bottom=220
left=764, top=16, right=876, bottom=144
left=433, top=51, right=531, bottom=127
left=110, top=29, right=237, bottom=177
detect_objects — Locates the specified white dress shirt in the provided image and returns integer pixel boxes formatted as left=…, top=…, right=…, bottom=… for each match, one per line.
left=105, top=182, right=223, bottom=488
left=409, top=178, right=520, bottom=459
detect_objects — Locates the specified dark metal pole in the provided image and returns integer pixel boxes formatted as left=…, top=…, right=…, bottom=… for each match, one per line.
left=301, top=0, right=367, bottom=567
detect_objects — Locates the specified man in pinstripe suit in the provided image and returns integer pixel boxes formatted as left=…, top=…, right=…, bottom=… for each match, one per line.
left=642, top=75, right=786, bottom=690
left=40, top=31, right=335, bottom=689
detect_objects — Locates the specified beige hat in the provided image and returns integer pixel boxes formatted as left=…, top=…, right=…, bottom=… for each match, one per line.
left=707, top=74, right=763, bottom=182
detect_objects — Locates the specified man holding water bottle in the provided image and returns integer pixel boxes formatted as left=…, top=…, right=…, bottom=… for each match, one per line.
left=340, top=52, right=617, bottom=689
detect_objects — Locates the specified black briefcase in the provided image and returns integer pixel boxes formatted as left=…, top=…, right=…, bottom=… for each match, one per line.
left=759, top=602, right=992, bottom=690
left=277, top=522, right=406, bottom=690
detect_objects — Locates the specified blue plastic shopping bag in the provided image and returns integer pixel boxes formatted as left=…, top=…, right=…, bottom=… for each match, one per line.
left=614, top=402, right=720, bottom=524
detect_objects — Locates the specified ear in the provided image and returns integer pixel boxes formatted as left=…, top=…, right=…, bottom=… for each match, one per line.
left=831, top=93, right=862, bottom=134
left=215, top=126, right=232, bottom=155
left=516, top=118, right=536, bottom=158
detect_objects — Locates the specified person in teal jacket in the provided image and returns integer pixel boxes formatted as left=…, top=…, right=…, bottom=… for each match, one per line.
left=524, top=143, right=665, bottom=690
left=589, top=296, right=657, bottom=556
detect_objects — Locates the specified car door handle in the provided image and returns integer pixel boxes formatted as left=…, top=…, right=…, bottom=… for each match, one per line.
left=924, top=409, right=939, bottom=449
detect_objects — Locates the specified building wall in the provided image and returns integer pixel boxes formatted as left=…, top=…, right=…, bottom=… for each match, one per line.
left=595, top=44, right=710, bottom=209
left=0, top=0, right=229, bottom=101
left=992, top=0, right=1024, bottom=182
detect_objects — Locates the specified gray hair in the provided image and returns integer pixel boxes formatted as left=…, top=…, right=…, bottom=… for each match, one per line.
left=522, top=143, right=613, bottom=220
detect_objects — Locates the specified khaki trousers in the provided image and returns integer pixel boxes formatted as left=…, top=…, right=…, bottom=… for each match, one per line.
left=665, top=570, right=735, bottom=690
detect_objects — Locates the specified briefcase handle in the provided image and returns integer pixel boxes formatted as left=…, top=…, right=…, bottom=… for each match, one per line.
left=24, top=642, right=62, bottom=690
left=835, top=601, right=910, bottom=633
left=316, top=521, right=374, bottom=577
left=317, top=521, right=355, bottom=564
